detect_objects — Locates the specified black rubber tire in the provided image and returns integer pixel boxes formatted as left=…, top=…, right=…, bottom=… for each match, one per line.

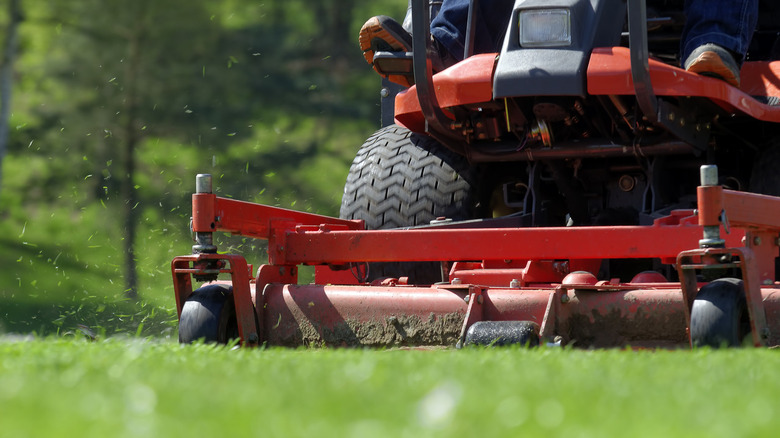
left=462, top=321, right=540, bottom=347
left=690, top=278, right=751, bottom=348
left=339, top=124, right=484, bottom=283
left=178, top=284, right=239, bottom=344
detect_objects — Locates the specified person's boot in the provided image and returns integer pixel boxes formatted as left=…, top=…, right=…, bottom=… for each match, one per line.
left=359, top=15, right=414, bottom=87
left=684, top=43, right=741, bottom=87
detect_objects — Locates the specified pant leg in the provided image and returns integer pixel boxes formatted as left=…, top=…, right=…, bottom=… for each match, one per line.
left=431, top=0, right=513, bottom=61
left=681, top=0, right=759, bottom=62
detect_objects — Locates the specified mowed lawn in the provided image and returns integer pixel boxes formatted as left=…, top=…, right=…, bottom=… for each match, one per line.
left=0, top=339, right=777, bottom=438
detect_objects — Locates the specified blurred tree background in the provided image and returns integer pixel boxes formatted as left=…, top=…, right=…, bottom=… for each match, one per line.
left=0, top=0, right=407, bottom=336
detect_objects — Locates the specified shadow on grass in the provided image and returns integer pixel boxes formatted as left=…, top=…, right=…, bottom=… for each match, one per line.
left=0, top=296, right=177, bottom=339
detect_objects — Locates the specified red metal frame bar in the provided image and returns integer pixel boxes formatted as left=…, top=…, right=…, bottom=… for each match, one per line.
left=275, top=221, right=743, bottom=266
left=191, top=193, right=363, bottom=238
left=190, top=191, right=750, bottom=272
left=697, top=185, right=780, bottom=283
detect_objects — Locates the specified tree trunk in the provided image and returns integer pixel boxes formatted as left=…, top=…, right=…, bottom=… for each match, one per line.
left=312, top=0, right=354, bottom=57
left=121, top=17, right=144, bottom=300
left=0, top=0, right=23, bottom=193
left=328, top=0, right=354, bottom=57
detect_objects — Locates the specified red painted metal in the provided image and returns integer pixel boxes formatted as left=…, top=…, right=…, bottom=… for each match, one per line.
left=250, top=280, right=780, bottom=348
left=675, top=183, right=780, bottom=347
left=170, top=7, right=780, bottom=349
left=277, top=220, right=743, bottom=268
left=448, top=259, right=603, bottom=288
left=174, top=178, right=780, bottom=349
left=190, top=193, right=363, bottom=238
left=392, top=47, right=780, bottom=134
left=587, top=47, right=780, bottom=121
left=697, top=185, right=780, bottom=283
left=394, top=53, right=498, bottom=132
left=458, top=286, right=486, bottom=345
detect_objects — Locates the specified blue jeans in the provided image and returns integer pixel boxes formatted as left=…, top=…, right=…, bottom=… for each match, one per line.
left=430, top=0, right=512, bottom=61
left=430, top=0, right=758, bottom=63
left=681, top=0, right=758, bottom=63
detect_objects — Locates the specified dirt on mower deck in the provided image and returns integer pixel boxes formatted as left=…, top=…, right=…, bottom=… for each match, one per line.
left=269, top=312, right=464, bottom=348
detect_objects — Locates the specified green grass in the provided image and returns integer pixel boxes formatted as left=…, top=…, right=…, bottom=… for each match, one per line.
left=1, top=339, right=778, bottom=437
left=0, top=201, right=182, bottom=336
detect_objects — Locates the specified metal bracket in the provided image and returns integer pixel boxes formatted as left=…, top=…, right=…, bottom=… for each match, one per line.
left=456, top=285, right=484, bottom=347
left=172, top=253, right=260, bottom=347
left=677, top=247, right=769, bottom=347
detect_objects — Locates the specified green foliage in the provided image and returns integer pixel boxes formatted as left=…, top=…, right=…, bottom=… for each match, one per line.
left=1, top=341, right=780, bottom=437
left=1, top=0, right=407, bottom=334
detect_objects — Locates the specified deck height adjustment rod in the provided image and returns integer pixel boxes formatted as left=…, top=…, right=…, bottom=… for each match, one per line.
left=192, top=173, right=218, bottom=254
left=699, top=165, right=726, bottom=248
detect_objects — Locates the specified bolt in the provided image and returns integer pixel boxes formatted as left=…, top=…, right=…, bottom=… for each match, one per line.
left=754, top=236, right=762, bottom=246
left=510, top=279, right=520, bottom=288
left=762, top=327, right=771, bottom=339
left=477, top=295, right=483, bottom=304
left=451, top=278, right=462, bottom=285
left=247, top=333, right=259, bottom=344
left=561, top=293, right=570, bottom=303
left=464, top=295, right=470, bottom=303
left=380, top=88, right=390, bottom=98
left=668, top=112, right=675, bottom=121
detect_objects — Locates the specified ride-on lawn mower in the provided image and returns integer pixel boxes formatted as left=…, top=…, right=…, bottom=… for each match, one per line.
left=172, top=0, right=780, bottom=348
